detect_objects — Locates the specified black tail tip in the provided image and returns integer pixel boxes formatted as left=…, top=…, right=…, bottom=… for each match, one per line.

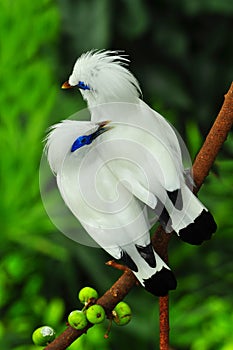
left=179, top=210, right=217, bottom=245
left=143, top=268, right=177, bottom=297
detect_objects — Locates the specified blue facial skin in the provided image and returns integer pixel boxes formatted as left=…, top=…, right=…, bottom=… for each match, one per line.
left=71, top=135, right=93, bottom=152
left=71, top=126, right=108, bottom=152
left=77, top=81, right=90, bottom=90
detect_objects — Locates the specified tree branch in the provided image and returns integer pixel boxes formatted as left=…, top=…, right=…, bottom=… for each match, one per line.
left=44, top=82, right=233, bottom=350
left=192, top=84, right=233, bottom=192
left=152, top=82, right=233, bottom=350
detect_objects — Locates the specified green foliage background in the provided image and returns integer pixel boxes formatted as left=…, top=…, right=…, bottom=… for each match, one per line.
left=0, top=0, right=232, bottom=349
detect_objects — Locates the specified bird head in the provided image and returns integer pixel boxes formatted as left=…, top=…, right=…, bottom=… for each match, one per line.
left=61, top=50, right=142, bottom=106
left=45, top=120, right=111, bottom=174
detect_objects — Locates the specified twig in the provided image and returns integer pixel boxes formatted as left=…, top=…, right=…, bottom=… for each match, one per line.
left=192, top=83, right=233, bottom=192
left=159, top=295, right=170, bottom=350
left=152, top=82, right=233, bottom=350
left=44, top=83, right=233, bottom=350
left=105, top=259, right=131, bottom=273
left=44, top=271, right=136, bottom=350
left=151, top=227, right=171, bottom=350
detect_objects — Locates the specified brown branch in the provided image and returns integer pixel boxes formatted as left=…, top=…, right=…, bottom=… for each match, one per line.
left=45, top=271, right=136, bottom=350
left=152, top=82, right=233, bottom=350
left=44, top=83, right=233, bottom=350
left=192, top=83, right=233, bottom=192
left=105, top=259, right=132, bottom=273
left=159, top=295, right=170, bottom=350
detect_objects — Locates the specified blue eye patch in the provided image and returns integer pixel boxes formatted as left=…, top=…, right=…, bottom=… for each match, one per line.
left=71, top=135, right=92, bottom=152
left=71, top=124, right=111, bottom=153
left=77, top=81, right=90, bottom=90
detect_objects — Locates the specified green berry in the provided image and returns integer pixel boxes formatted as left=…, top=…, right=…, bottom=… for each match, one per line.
left=86, top=304, right=105, bottom=324
left=32, top=326, right=56, bottom=346
left=68, top=310, right=88, bottom=330
left=78, top=287, right=98, bottom=304
left=113, top=301, right=132, bottom=326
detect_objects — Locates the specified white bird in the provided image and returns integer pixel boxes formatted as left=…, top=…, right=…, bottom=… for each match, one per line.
left=45, top=50, right=217, bottom=296
left=45, top=119, right=178, bottom=296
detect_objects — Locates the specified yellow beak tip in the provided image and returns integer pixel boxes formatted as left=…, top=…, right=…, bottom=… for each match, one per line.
left=61, top=81, right=72, bottom=89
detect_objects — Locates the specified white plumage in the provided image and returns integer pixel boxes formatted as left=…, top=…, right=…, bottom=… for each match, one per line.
left=67, top=50, right=141, bottom=106
left=45, top=50, right=217, bottom=296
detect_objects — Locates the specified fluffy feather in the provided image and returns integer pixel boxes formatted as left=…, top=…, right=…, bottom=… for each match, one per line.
left=45, top=120, right=99, bottom=174
left=46, top=50, right=217, bottom=296
left=67, top=50, right=142, bottom=106
left=64, top=49, right=216, bottom=238
left=45, top=120, right=177, bottom=296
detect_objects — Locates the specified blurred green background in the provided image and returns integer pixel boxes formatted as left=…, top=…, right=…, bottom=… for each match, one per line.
left=0, top=0, right=232, bottom=349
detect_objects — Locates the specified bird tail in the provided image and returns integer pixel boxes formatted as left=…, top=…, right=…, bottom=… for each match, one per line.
left=140, top=265, right=177, bottom=297
left=121, top=243, right=177, bottom=297
left=160, top=185, right=217, bottom=245
left=178, top=208, right=217, bottom=245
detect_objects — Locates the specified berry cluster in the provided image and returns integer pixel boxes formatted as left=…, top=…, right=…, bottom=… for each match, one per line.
left=32, top=286, right=132, bottom=346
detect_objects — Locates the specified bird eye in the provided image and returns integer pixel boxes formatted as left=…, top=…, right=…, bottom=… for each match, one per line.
left=80, top=136, right=87, bottom=144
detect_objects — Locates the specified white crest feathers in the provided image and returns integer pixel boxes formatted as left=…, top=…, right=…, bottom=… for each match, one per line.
left=68, top=50, right=142, bottom=105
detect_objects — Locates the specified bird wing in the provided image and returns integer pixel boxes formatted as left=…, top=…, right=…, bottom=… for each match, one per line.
left=95, top=122, right=182, bottom=208
left=56, top=146, right=177, bottom=296
left=48, top=119, right=178, bottom=296
left=90, top=100, right=187, bottom=176
left=56, top=145, right=152, bottom=258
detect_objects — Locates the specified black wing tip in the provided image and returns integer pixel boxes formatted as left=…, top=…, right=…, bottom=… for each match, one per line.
left=143, top=267, right=177, bottom=297
left=179, top=209, right=217, bottom=245
left=135, top=242, right=156, bottom=268
left=167, top=189, right=183, bottom=210
left=120, top=250, right=138, bottom=272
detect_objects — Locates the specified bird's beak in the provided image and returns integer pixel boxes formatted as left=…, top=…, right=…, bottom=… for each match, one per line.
left=97, top=120, right=111, bottom=128
left=91, top=121, right=113, bottom=141
left=98, top=120, right=114, bottom=133
left=61, top=81, right=73, bottom=89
